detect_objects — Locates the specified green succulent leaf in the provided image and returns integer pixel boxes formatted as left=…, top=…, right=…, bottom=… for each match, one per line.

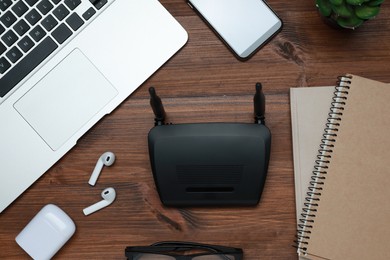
left=316, top=0, right=332, bottom=16
left=316, top=0, right=382, bottom=29
left=346, top=0, right=366, bottom=5
left=330, top=0, right=344, bottom=5
left=355, top=5, right=380, bottom=19
left=332, top=2, right=354, bottom=17
left=337, top=14, right=364, bottom=29
left=367, top=0, right=384, bottom=6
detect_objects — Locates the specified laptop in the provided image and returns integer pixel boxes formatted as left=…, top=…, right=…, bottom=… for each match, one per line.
left=0, top=0, right=188, bottom=213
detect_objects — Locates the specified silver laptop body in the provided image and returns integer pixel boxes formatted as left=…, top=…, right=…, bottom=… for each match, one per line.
left=0, top=0, right=188, bottom=212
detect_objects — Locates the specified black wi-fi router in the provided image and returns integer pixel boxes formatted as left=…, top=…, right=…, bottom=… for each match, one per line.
left=148, top=84, right=271, bottom=206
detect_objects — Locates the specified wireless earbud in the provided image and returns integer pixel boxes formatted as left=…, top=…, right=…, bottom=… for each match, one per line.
left=83, top=187, right=116, bottom=216
left=88, top=152, right=115, bottom=186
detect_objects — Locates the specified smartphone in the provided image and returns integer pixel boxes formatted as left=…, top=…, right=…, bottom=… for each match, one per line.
left=187, top=0, right=282, bottom=60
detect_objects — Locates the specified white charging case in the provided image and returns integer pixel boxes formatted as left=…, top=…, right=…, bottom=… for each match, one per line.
left=15, top=204, right=76, bottom=260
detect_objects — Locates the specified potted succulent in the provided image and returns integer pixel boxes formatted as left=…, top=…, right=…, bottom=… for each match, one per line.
left=316, top=0, right=384, bottom=29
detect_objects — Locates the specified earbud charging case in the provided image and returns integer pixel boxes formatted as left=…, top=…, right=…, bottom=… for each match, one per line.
left=15, top=204, right=76, bottom=260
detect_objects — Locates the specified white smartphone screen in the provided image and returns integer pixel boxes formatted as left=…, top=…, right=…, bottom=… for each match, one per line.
left=188, top=0, right=282, bottom=60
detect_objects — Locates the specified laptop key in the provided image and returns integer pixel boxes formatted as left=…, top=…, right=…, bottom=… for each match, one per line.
left=25, top=0, right=39, bottom=7
left=6, top=46, right=23, bottom=63
left=91, top=0, right=108, bottom=10
left=0, top=24, right=4, bottom=34
left=13, top=19, right=31, bottom=36
left=52, top=23, right=72, bottom=44
left=29, top=24, right=46, bottom=41
left=12, top=1, right=29, bottom=17
left=18, top=35, right=35, bottom=52
left=0, top=41, right=6, bottom=55
left=64, top=0, right=81, bottom=11
left=36, top=0, right=54, bottom=15
left=1, top=30, right=18, bottom=46
left=1, top=11, right=17, bottom=27
left=0, top=57, right=11, bottom=74
left=66, top=12, right=84, bottom=31
left=41, top=14, right=57, bottom=31
left=25, top=8, right=42, bottom=26
left=0, top=0, right=12, bottom=12
left=0, top=36, right=58, bottom=97
left=82, top=7, right=95, bottom=21
left=53, top=4, right=70, bottom=21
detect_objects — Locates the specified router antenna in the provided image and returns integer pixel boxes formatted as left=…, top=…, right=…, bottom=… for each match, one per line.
left=254, top=82, right=265, bottom=125
left=149, top=87, right=166, bottom=126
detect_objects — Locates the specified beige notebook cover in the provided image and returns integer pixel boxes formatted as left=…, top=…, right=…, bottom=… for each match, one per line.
left=290, top=86, right=335, bottom=222
left=296, top=74, right=390, bottom=260
left=290, top=86, right=334, bottom=260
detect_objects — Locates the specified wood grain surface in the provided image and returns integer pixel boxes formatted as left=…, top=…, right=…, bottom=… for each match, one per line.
left=2, top=0, right=390, bottom=259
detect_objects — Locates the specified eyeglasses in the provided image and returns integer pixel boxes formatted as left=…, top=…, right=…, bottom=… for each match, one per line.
left=125, top=241, right=243, bottom=260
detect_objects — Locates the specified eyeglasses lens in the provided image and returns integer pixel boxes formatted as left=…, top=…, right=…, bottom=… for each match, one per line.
left=193, top=255, right=236, bottom=260
left=132, top=253, right=236, bottom=260
left=133, top=253, right=175, bottom=260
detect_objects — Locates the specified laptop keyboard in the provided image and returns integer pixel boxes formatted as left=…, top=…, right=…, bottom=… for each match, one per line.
left=0, top=0, right=108, bottom=98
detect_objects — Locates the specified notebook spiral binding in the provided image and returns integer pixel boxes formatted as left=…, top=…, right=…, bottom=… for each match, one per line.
left=295, top=75, right=352, bottom=254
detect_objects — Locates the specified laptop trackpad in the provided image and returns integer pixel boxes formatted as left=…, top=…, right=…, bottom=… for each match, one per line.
left=14, top=49, right=118, bottom=151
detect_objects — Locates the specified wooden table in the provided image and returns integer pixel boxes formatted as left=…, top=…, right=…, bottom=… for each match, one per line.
left=2, top=1, right=390, bottom=259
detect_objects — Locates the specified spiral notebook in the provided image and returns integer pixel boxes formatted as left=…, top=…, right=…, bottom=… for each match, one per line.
left=296, top=74, right=390, bottom=260
left=291, top=86, right=334, bottom=260
left=290, top=86, right=334, bottom=223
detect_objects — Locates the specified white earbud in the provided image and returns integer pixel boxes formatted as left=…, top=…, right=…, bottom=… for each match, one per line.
left=83, top=187, right=116, bottom=216
left=88, top=152, right=115, bottom=186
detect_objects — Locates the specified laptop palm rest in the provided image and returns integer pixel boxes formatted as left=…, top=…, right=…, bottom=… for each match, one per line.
left=14, top=49, right=118, bottom=151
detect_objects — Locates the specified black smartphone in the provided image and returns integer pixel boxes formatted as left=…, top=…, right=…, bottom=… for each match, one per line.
left=187, top=0, right=282, bottom=60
